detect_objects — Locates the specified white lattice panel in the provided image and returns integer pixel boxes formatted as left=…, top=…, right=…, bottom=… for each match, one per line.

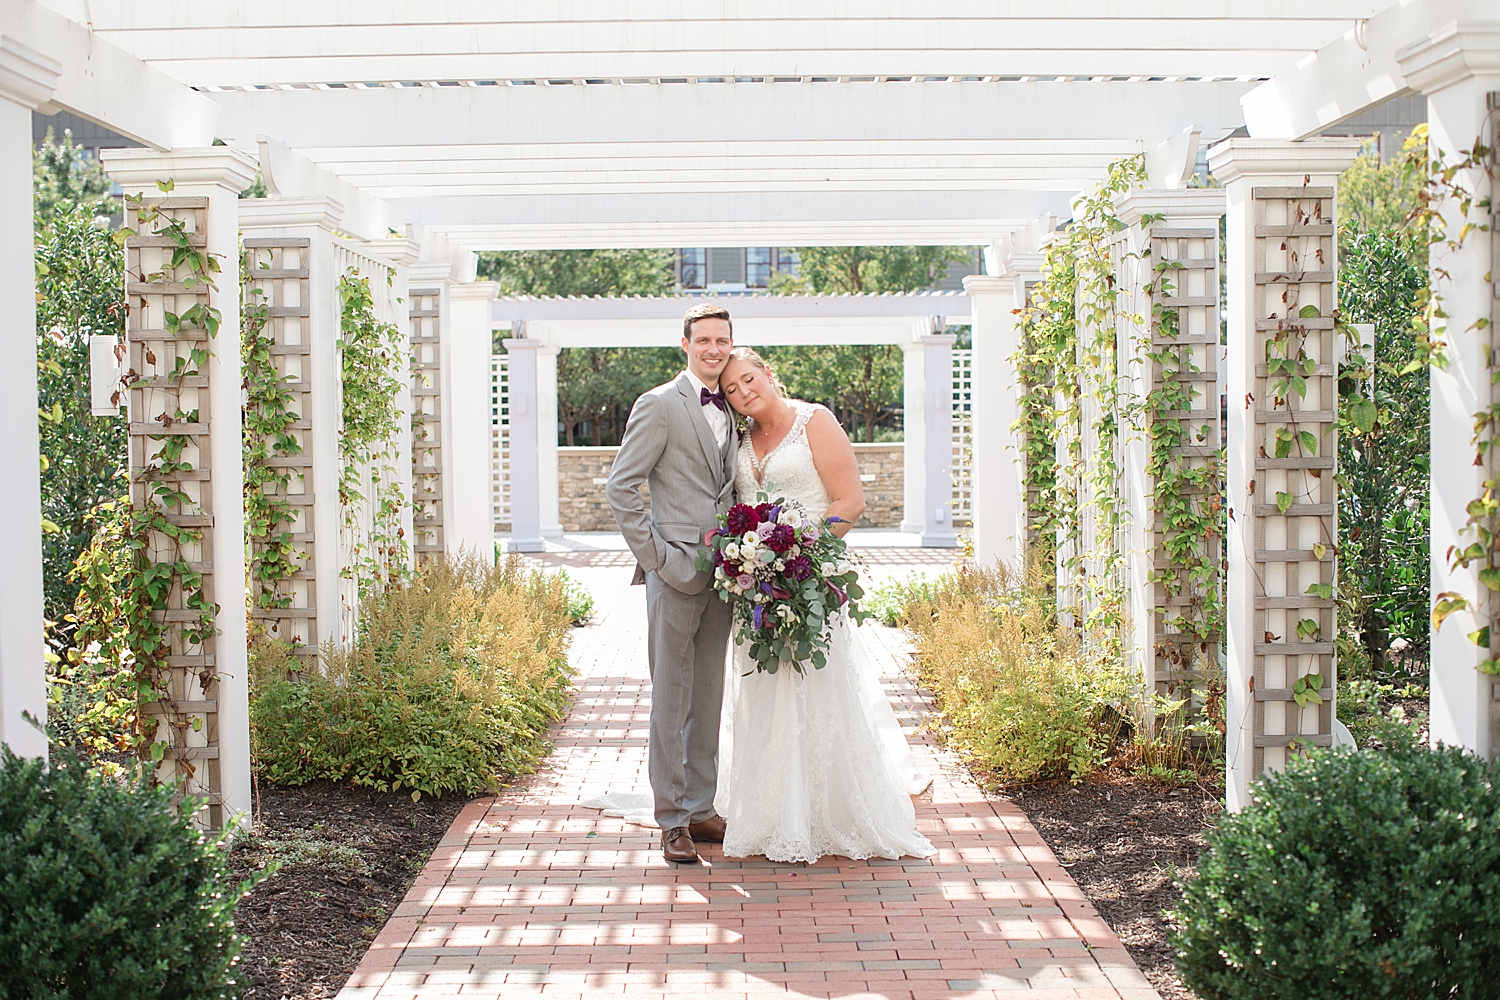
left=950, top=348, right=973, bottom=524
left=491, top=354, right=511, bottom=527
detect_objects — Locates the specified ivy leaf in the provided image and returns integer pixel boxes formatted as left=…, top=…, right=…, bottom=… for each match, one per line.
left=1296, top=617, right=1322, bottom=642
left=1276, top=491, right=1295, bottom=514
left=1299, top=430, right=1318, bottom=454
left=1290, top=375, right=1308, bottom=398
left=1292, top=672, right=1325, bottom=708
left=1468, top=626, right=1492, bottom=648
left=1346, top=396, right=1377, bottom=434
left=1433, top=592, right=1470, bottom=630
left=1311, top=542, right=1327, bottom=560
left=1299, top=304, right=1322, bottom=319
left=1480, top=568, right=1500, bottom=592
left=1305, top=582, right=1333, bottom=600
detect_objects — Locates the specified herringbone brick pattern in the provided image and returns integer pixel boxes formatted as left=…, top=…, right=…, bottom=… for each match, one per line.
left=336, top=553, right=1159, bottom=1000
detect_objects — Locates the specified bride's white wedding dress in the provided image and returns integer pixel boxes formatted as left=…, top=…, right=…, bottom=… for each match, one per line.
left=714, top=401, right=935, bottom=864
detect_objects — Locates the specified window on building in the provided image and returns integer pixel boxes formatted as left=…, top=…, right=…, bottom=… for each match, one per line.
left=707, top=247, right=746, bottom=285
left=678, top=248, right=706, bottom=288
left=746, top=247, right=773, bottom=288
left=775, top=248, right=800, bottom=275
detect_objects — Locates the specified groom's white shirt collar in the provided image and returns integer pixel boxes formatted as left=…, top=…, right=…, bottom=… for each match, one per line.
left=684, top=368, right=729, bottom=449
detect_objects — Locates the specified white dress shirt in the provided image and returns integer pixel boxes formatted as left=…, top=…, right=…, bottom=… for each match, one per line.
left=685, top=369, right=730, bottom=450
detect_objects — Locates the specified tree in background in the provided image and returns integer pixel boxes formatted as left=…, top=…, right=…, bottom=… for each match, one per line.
left=33, top=131, right=128, bottom=653
left=479, top=250, right=680, bottom=445
left=1336, top=134, right=1429, bottom=682
left=766, top=245, right=972, bottom=441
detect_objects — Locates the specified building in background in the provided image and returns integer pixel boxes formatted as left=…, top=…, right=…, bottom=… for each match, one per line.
left=674, top=246, right=984, bottom=292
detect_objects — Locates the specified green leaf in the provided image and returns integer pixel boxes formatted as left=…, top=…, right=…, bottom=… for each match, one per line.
left=1433, top=592, right=1470, bottom=631
left=1346, top=396, right=1377, bottom=434
left=1298, top=430, right=1317, bottom=454
left=1305, top=582, right=1332, bottom=600
left=1480, top=569, right=1500, bottom=593
left=1298, top=304, right=1321, bottom=319
left=1469, top=626, right=1492, bottom=648
left=1275, top=491, right=1294, bottom=514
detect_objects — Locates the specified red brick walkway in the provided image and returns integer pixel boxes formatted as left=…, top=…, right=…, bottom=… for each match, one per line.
left=336, top=553, right=1159, bottom=1000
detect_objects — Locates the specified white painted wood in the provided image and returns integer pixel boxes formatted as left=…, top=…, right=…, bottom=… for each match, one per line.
left=965, top=274, right=1025, bottom=571
left=537, top=344, right=563, bottom=539
left=502, top=339, right=545, bottom=552
left=920, top=331, right=959, bottom=548
left=239, top=196, right=347, bottom=651
left=1207, top=137, right=1360, bottom=811
left=899, top=340, right=927, bottom=534
left=0, top=46, right=58, bottom=758
left=1399, top=25, right=1500, bottom=758
left=446, top=282, right=501, bottom=559
left=101, top=146, right=259, bottom=826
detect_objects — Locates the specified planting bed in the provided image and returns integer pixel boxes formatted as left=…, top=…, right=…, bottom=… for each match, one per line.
left=231, top=780, right=472, bottom=999
left=1003, top=776, right=1223, bottom=1000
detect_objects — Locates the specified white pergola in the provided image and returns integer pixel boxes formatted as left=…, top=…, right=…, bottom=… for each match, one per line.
left=1, top=1, right=1495, bottom=824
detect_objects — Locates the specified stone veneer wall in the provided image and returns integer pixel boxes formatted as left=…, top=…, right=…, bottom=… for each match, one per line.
left=555, top=443, right=905, bottom=531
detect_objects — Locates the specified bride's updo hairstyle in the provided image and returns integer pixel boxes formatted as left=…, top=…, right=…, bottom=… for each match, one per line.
left=725, top=346, right=789, bottom=398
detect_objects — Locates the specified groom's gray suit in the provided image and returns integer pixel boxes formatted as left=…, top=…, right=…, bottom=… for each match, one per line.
left=606, top=373, right=737, bottom=830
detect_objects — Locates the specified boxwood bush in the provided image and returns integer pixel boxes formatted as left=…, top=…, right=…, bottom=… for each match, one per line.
left=0, top=748, right=248, bottom=999
left=1173, top=745, right=1500, bottom=999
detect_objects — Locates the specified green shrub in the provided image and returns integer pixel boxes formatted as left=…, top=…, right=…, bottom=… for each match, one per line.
left=863, top=570, right=952, bottom=626
left=904, top=560, right=1131, bottom=784
left=0, top=748, right=250, bottom=999
left=251, top=555, right=575, bottom=798
left=557, top=569, right=595, bottom=624
left=1173, top=745, right=1500, bottom=999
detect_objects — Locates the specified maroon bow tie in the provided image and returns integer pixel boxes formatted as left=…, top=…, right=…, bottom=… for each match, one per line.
left=700, top=387, right=727, bottom=412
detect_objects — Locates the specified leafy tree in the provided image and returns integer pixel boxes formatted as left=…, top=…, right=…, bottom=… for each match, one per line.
left=477, top=248, right=675, bottom=298
left=556, top=347, right=680, bottom=445
left=34, top=134, right=128, bottom=654
left=765, top=245, right=973, bottom=441
left=1337, top=135, right=1422, bottom=235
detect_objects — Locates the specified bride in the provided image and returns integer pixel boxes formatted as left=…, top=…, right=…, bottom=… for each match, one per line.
left=713, top=347, right=934, bottom=864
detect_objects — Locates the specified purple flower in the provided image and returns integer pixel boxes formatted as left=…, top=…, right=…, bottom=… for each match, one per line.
left=712, top=548, right=725, bottom=566
left=801, top=525, right=820, bottom=543
left=785, top=555, right=813, bottom=581
left=752, top=603, right=764, bottom=630
left=735, top=573, right=755, bottom=590
left=755, top=502, right=778, bottom=522
left=766, top=524, right=796, bottom=553
left=755, top=521, right=776, bottom=541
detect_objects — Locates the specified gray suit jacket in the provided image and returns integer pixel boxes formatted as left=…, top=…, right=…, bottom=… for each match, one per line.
left=607, top=373, right=738, bottom=593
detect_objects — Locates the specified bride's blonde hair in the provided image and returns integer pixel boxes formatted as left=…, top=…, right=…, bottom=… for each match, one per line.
left=725, top=346, right=789, bottom=398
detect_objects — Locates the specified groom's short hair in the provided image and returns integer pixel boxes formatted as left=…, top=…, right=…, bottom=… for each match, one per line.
left=683, top=303, right=733, bottom=341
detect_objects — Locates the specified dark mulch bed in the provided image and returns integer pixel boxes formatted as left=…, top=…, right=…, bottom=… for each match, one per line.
left=1000, top=775, right=1223, bottom=1000
left=230, top=781, right=472, bottom=999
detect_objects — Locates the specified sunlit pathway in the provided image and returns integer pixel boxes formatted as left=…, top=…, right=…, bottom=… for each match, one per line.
left=337, top=549, right=1159, bottom=1000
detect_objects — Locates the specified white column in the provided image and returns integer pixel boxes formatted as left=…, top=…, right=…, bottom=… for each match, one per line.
left=447, top=281, right=501, bottom=558
left=239, top=197, right=345, bottom=652
left=370, top=239, right=421, bottom=576
left=1208, top=137, right=1360, bottom=811
left=965, top=274, right=1026, bottom=570
left=536, top=343, right=564, bottom=538
left=503, top=338, right=545, bottom=552
left=102, top=146, right=260, bottom=825
left=899, top=339, right=927, bottom=533
left=1399, top=27, right=1500, bottom=757
left=921, top=332, right=959, bottom=548
left=0, top=37, right=59, bottom=758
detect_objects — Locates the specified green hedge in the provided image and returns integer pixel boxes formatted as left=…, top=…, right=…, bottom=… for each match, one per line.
left=1174, top=745, right=1500, bottom=999
left=0, top=749, right=249, bottom=999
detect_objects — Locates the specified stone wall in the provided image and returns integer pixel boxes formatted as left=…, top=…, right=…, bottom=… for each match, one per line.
left=555, top=443, right=905, bottom=531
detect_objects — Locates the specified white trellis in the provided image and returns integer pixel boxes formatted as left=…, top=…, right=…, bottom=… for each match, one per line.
left=491, top=353, right=511, bottom=529
left=950, top=348, right=973, bottom=525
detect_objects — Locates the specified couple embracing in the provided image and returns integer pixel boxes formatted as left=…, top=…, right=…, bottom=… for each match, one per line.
left=604, top=303, right=934, bottom=865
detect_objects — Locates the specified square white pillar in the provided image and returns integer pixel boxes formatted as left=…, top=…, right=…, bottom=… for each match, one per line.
left=965, top=274, right=1026, bottom=570
left=1399, top=26, right=1500, bottom=757
left=899, top=339, right=927, bottom=533
left=920, top=332, right=959, bottom=548
left=447, top=282, right=501, bottom=558
left=0, top=38, right=59, bottom=759
left=536, top=344, right=563, bottom=538
left=102, top=146, right=260, bottom=827
left=1208, top=137, right=1360, bottom=811
left=503, top=339, right=546, bottom=552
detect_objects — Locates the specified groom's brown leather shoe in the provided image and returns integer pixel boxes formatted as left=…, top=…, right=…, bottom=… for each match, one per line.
left=686, top=814, right=727, bottom=843
left=662, top=827, right=697, bottom=863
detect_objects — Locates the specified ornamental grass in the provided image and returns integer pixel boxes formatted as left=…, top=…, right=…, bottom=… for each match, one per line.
left=900, top=559, right=1134, bottom=784
left=250, top=554, right=575, bottom=799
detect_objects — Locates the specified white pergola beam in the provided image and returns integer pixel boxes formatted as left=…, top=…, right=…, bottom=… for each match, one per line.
left=1240, top=0, right=1478, bottom=141
left=3, top=1, right=217, bottom=149
left=41, top=0, right=1384, bottom=83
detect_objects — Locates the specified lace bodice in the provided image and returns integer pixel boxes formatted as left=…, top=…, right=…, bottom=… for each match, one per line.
left=734, top=401, right=832, bottom=514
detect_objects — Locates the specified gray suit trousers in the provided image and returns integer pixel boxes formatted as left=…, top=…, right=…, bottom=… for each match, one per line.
left=645, top=571, right=733, bottom=830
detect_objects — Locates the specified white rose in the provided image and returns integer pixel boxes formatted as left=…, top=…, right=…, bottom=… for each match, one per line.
left=715, top=566, right=726, bottom=580
left=777, top=509, right=801, bottom=527
left=773, top=559, right=786, bottom=572
left=820, top=562, right=835, bottom=576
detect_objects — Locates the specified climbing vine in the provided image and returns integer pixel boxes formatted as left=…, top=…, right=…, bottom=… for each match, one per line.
left=1013, top=155, right=1145, bottom=649
left=338, top=269, right=409, bottom=600
left=1409, top=120, right=1500, bottom=673
left=63, top=181, right=221, bottom=767
left=241, top=255, right=302, bottom=615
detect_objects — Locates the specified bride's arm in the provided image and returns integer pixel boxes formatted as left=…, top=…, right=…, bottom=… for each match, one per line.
left=805, top=408, right=865, bottom=537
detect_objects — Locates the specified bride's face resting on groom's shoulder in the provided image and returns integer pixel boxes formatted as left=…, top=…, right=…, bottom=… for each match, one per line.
left=720, top=357, right=780, bottom=422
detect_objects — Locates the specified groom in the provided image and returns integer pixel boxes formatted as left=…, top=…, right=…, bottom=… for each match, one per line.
left=606, top=303, right=738, bottom=863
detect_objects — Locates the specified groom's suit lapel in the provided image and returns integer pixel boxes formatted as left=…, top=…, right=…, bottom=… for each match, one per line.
left=675, top=374, right=721, bottom=478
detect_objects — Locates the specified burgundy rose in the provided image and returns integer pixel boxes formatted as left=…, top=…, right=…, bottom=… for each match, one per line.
left=785, top=555, right=813, bottom=581
left=725, top=503, right=759, bottom=535
left=766, top=523, right=796, bottom=553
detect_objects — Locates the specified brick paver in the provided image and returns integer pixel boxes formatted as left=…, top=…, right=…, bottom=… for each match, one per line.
left=336, top=551, right=1159, bottom=1000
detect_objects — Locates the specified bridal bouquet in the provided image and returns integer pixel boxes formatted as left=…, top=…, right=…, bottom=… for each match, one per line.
left=697, top=494, right=867, bottom=674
